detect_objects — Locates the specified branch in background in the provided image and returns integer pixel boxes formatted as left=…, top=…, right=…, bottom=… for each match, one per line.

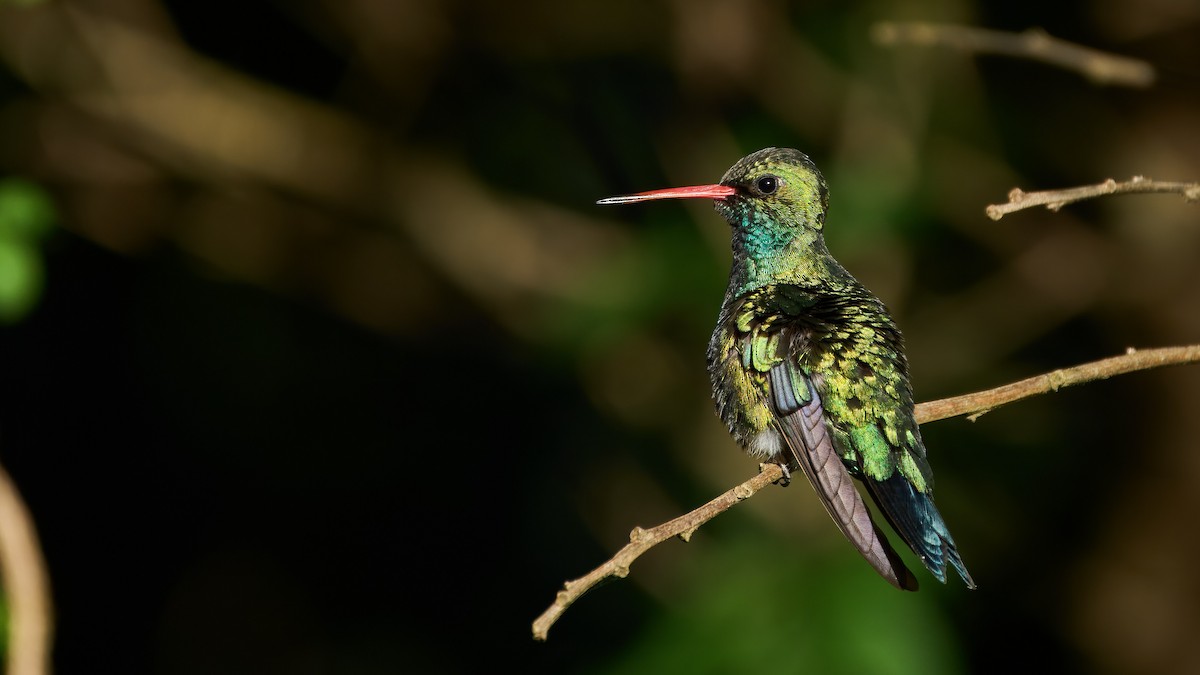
left=0, top=463, right=53, bottom=675
left=986, top=177, right=1200, bottom=220
left=0, top=4, right=632, bottom=336
left=532, top=345, right=1200, bottom=641
left=870, top=22, right=1155, bottom=87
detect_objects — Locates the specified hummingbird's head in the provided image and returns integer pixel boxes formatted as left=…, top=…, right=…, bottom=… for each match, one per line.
left=714, top=147, right=829, bottom=238
left=597, top=147, right=829, bottom=242
left=597, top=148, right=838, bottom=286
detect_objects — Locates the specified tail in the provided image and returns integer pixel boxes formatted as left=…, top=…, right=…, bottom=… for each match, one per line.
left=865, top=474, right=975, bottom=588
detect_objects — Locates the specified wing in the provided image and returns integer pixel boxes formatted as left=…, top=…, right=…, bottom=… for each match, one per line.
left=766, top=358, right=919, bottom=591
left=799, top=291, right=976, bottom=588
left=723, top=286, right=919, bottom=589
left=726, top=283, right=973, bottom=589
left=762, top=284, right=975, bottom=589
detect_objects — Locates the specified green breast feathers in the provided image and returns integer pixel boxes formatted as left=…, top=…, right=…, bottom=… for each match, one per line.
left=707, top=283, right=934, bottom=493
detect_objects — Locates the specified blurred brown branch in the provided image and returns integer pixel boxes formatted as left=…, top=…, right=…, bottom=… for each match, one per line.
left=986, top=177, right=1200, bottom=220
left=0, top=3, right=628, bottom=334
left=0, top=463, right=53, bottom=675
left=871, top=22, right=1155, bottom=87
left=533, top=345, right=1200, bottom=641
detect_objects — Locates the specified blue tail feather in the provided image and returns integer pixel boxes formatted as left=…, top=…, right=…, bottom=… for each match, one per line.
left=866, top=474, right=975, bottom=588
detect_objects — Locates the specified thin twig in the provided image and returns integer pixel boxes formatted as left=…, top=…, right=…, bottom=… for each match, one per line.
left=870, top=22, right=1155, bottom=87
left=531, top=463, right=784, bottom=641
left=915, top=345, right=1200, bottom=422
left=0, top=463, right=53, bottom=675
left=533, top=345, right=1200, bottom=640
left=986, top=177, right=1200, bottom=220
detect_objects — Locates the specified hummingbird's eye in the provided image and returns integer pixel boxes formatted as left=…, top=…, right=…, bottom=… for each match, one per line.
left=756, top=175, right=780, bottom=195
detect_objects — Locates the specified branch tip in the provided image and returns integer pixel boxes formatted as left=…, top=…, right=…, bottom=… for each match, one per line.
left=987, top=177, right=1200, bottom=219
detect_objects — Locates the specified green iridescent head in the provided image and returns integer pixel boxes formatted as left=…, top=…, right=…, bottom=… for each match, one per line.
left=714, top=147, right=829, bottom=235
left=597, top=146, right=829, bottom=238
left=597, top=147, right=835, bottom=287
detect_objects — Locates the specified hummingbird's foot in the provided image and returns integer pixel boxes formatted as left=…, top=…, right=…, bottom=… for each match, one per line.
left=774, top=462, right=792, bottom=487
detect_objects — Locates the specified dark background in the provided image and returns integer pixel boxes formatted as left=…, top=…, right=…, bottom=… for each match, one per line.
left=0, top=1, right=1199, bottom=673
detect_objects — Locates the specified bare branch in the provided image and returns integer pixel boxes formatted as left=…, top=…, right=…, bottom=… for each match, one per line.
left=986, top=177, right=1200, bottom=220
left=870, top=22, right=1155, bottom=87
left=533, top=345, right=1200, bottom=640
left=915, top=346, right=1200, bottom=422
left=531, top=463, right=784, bottom=641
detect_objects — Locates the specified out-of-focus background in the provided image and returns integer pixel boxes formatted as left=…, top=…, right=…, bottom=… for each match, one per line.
left=0, top=0, right=1198, bottom=673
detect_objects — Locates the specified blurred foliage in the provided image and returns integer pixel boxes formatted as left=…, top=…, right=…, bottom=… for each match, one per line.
left=0, top=1, right=1196, bottom=674
left=0, top=179, right=54, bottom=322
left=600, top=533, right=964, bottom=675
left=0, top=591, right=6, bottom=665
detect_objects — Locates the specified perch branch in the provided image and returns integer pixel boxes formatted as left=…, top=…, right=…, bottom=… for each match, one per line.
left=986, top=177, right=1200, bottom=220
left=915, top=346, right=1200, bottom=422
left=531, top=462, right=784, bottom=642
left=870, top=22, right=1155, bottom=87
left=533, top=345, right=1200, bottom=640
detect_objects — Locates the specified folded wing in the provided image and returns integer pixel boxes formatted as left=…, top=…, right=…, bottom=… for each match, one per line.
left=767, top=362, right=919, bottom=591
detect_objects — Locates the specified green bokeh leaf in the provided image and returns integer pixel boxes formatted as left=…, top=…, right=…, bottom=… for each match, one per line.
left=0, top=241, right=43, bottom=323
left=0, top=178, right=56, bottom=242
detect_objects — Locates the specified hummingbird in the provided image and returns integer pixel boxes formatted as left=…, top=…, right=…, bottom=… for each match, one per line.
left=598, top=147, right=974, bottom=590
